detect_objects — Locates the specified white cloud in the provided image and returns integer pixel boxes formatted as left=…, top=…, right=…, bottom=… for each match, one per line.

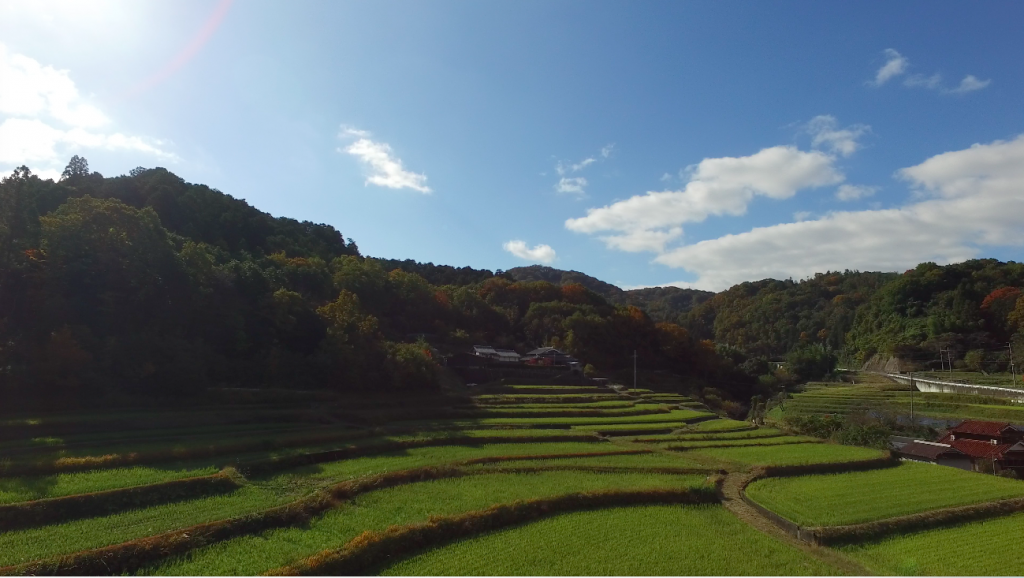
left=904, top=73, right=942, bottom=89
left=339, top=125, right=371, bottom=138
left=870, top=49, right=908, bottom=86
left=0, top=119, right=177, bottom=165
left=552, top=145, right=613, bottom=195
left=565, top=145, right=843, bottom=251
left=946, top=75, right=991, bottom=94
left=601, top=227, right=683, bottom=253
left=339, top=129, right=431, bottom=194
left=555, top=176, right=588, bottom=196
left=0, top=44, right=107, bottom=128
left=793, top=211, right=812, bottom=221
left=835, top=183, right=879, bottom=201
left=806, top=115, right=870, bottom=157
left=650, top=134, right=1024, bottom=290
left=0, top=44, right=177, bottom=174
left=503, top=240, right=557, bottom=264
left=867, top=49, right=990, bottom=95
left=570, top=158, right=596, bottom=172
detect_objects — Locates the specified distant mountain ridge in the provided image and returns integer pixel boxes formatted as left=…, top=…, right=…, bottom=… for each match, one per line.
left=506, top=265, right=713, bottom=323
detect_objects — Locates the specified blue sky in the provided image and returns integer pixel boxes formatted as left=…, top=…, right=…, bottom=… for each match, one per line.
left=2, top=0, right=1023, bottom=290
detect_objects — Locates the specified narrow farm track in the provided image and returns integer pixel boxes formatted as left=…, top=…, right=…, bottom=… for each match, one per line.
left=719, top=472, right=873, bottom=576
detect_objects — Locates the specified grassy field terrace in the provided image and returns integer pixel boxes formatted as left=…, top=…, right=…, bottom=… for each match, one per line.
left=769, top=372, right=1024, bottom=425
left=2, top=380, right=1023, bottom=575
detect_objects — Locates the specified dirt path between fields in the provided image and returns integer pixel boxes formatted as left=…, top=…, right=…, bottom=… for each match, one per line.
left=720, top=471, right=873, bottom=576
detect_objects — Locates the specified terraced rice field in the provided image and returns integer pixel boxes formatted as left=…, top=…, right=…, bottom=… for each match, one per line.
left=746, top=462, right=1024, bottom=526
left=380, top=505, right=840, bottom=576
left=839, top=511, right=1024, bottom=575
left=3, top=377, right=1022, bottom=575
left=688, top=442, right=886, bottom=467
left=144, top=472, right=710, bottom=576
left=665, top=435, right=817, bottom=449
left=770, top=374, right=1024, bottom=424
left=0, top=465, right=220, bottom=504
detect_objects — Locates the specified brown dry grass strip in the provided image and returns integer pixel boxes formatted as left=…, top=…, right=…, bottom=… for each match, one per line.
left=666, top=440, right=817, bottom=451
left=0, top=453, right=692, bottom=576
left=0, top=429, right=383, bottom=478
left=629, top=428, right=762, bottom=442
left=458, top=449, right=647, bottom=465
left=471, top=407, right=670, bottom=418
left=0, top=492, right=334, bottom=576
left=0, top=470, right=242, bottom=533
left=268, top=487, right=719, bottom=576
left=808, top=495, right=1024, bottom=546
left=235, top=435, right=603, bottom=476
left=479, top=465, right=722, bottom=476
left=756, top=453, right=899, bottom=478
left=469, top=395, right=620, bottom=405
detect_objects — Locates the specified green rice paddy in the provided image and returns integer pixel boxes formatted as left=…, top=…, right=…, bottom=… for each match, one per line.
left=380, top=505, right=839, bottom=576
left=689, top=442, right=886, bottom=467
left=770, top=377, right=1024, bottom=424
left=142, top=471, right=709, bottom=576
left=745, top=462, right=1024, bottom=526
left=839, top=511, right=1024, bottom=576
left=0, top=465, right=220, bottom=505
left=666, top=435, right=817, bottom=450
left=2, top=371, right=1017, bottom=576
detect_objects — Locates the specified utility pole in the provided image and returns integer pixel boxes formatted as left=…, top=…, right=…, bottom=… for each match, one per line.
left=909, top=372, right=915, bottom=424
left=1009, top=343, right=1017, bottom=388
left=939, top=348, right=946, bottom=373
left=633, top=350, right=637, bottom=394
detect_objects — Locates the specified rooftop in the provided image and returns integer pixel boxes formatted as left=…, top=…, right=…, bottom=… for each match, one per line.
left=945, top=438, right=1013, bottom=460
left=899, top=440, right=966, bottom=461
left=950, top=420, right=1018, bottom=437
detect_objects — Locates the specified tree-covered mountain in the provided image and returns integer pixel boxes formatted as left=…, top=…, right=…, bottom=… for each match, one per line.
left=844, top=260, right=1024, bottom=371
left=5, top=158, right=1022, bottom=412
left=681, top=261, right=1024, bottom=372
left=508, top=258, right=1024, bottom=374
left=683, top=271, right=897, bottom=359
left=0, top=159, right=755, bottom=409
left=506, top=265, right=625, bottom=300
left=507, top=265, right=714, bottom=323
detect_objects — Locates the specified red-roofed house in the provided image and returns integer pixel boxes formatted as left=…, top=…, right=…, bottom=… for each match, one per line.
left=936, top=420, right=1024, bottom=475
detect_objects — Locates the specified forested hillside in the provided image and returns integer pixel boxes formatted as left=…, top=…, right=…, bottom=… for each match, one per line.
left=682, top=262, right=1024, bottom=372
left=0, top=160, right=753, bottom=407
left=509, top=256, right=1024, bottom=375
left=845, top=260, right=1024, bottom=370
left=4, top=159, right=1023, bottom=411
left=683, top=272, right=897, bottom=358
left=507, top=265, right=713, bottom=323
